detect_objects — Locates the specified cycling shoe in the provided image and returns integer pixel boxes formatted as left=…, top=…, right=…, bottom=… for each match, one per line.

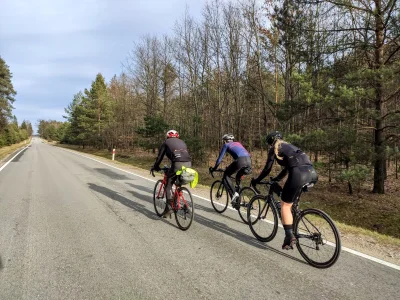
left=282, top=235, right=297, bottom=250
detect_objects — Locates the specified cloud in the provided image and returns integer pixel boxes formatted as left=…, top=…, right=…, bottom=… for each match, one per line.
left=0, top=0, right=211, bottom=131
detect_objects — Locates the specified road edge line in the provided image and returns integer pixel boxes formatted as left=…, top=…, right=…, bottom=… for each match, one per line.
left=0, top=146, right=29, bottom=172
left=58, top=146, right=400, bottom=271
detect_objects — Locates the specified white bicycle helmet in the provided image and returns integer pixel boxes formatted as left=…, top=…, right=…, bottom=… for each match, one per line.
left=222, top=134, right=234, bottom=141
left=166, top=129, right=179, bottom=139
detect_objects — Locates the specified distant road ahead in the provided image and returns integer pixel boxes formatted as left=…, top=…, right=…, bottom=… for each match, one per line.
left=0, top=138, right=398, bottom=299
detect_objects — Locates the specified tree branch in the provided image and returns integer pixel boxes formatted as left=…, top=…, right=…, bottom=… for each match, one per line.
left=382, top=110, right=400, bottom=120
left=325, top=1, right=372, bottom=14
left=381, top=125, right=398, bottom=131
left=384, top=0, right=397, bottom=28
left=384, top=86, right=400, bottom=103
left=384, top=45, right=400, bottom=65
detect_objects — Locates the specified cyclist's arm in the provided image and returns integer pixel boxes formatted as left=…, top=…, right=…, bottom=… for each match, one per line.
left=153, top=143, right=167, bottom=169
left=254, top=148, right=275, bottom=182
left=274, top=167, right=288, bottom=181
left=214, top=144, right=229, bottom=169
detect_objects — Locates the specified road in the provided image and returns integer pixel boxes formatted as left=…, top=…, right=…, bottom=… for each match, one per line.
left=0, top=138, right=398, bottom=300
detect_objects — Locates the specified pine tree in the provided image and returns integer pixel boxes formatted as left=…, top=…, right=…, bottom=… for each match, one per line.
left=0, top=56, right=16, bottom=131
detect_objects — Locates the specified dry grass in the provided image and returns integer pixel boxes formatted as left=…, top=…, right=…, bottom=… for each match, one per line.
left=0, top=139, right=31, bottom=161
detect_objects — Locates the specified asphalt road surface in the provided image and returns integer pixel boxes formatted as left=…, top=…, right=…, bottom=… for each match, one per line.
left=0, top=138, right=399, bottom=299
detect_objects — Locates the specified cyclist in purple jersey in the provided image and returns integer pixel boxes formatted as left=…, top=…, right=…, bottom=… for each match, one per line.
left=210, top=134, right=252, bottom=208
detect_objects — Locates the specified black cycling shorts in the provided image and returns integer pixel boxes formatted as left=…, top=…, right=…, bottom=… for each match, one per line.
left=281, top=165, right=318, bottom=203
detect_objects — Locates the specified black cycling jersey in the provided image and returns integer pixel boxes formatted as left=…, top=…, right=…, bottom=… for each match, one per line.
left=153, top=138, right=191, bottom=169
left=257, top=142, right=312, bottom=182
left=255, top=142, right=317, bottom=203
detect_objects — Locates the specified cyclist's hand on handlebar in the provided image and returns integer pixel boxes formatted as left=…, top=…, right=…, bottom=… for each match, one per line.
left=152, top=165, right=160, bottom=172
left=209, top=166, right=215, bottom=173
left=150, top=165, right=160, bottom=176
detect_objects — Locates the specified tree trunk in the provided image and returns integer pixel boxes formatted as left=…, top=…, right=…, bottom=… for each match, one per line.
left=372, top=1, right=385, bottom=194
left=348, top=181, right=353, bottom=195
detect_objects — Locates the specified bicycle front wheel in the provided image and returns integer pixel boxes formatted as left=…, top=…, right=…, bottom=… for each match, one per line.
left=210, top=180, right=228, bottom=213
left=153, top=180, right=167, bottom=217
left=238, top=187, right=257, bottom=224
left=175, top=187, right=194, bottom=231
left=294, top=208, right=341, bottom=268
left=247, top=195, right=278, bottom=242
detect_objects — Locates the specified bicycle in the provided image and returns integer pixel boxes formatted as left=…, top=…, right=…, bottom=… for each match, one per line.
left=247, top=180, right=341, bottom=268
left=209, top=167, right=256, bottom=224
left=151, top=166, right=194, bottom=231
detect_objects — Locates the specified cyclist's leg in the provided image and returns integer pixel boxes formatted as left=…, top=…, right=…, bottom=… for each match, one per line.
left=164, top=166, right=178, bottom=217
left=167, top=161, right=192, bottom=202
left=235, top=156, right=252, bottom=187
left=223, top=161, right=238, bottom=197
left=281, top=166, right=312, bottom=249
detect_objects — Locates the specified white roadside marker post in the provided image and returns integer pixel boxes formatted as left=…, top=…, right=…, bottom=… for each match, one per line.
left=112, top=148, right=116, bottom=161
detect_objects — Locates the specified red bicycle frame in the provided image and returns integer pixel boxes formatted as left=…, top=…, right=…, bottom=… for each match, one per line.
left=156, top=172, right=186, bottom=210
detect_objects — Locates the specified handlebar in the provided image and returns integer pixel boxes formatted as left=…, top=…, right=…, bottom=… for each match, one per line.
left=209, top=167, right=224, bottom=178
left=250, top=177, right=276, bottom=194
left=150, top=166, right=170, bottom=177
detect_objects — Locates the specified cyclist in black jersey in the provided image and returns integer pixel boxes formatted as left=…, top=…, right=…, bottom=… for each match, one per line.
left=251, top=131, right=318, bottom=250
left=151, top=130, right=192, bottom=218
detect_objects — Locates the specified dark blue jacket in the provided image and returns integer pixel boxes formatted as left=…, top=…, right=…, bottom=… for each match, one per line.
left=214, top=142, right=250, bottom=168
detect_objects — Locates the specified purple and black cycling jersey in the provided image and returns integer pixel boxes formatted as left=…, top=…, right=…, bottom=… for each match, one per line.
left=214, top=141, right=250, bottom=168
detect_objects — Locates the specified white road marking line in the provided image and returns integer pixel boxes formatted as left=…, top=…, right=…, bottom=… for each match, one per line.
left=59, top=146, right=400, bottom=271
left=0, top=146, right=29, bottom=172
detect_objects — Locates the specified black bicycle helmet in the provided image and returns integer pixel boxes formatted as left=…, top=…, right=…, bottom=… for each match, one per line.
left=266, top=131, right=283, bottom=145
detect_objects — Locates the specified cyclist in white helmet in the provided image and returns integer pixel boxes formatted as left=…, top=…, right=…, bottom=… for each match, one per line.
left=210, top=134, right=252, bottom=208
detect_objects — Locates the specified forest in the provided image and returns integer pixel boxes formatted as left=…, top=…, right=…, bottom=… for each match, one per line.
left=38, top=0, right=400, bottom=195
left=0, top=56, right=34, bottom=146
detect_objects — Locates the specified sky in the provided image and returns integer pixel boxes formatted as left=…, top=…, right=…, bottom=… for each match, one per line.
left=0, top=0, right=208, bottom=132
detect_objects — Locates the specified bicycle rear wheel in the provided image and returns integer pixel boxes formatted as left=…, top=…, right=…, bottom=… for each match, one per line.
left=153, top=180, right=167, bottom=217
left=294, top=208, right=341, bottom=268
left=247, top=195, right=278, bottom=242
left=175, top=187, right=194, bottom=231
left=210, top=180, right=228, bottom=213
left=238, top=187, right=257, bottom=224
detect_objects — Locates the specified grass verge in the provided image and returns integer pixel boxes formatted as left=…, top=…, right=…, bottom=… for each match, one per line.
left=0, top=139, right=31, bottom=162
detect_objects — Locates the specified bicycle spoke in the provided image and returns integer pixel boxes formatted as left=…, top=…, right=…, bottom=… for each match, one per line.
left=175, top=187, right=194, bottom=231
left=210, top=180, right=228, bottom=213
left=238, top=187, right=256, bottom=224
left=153, top=180, right=167, bottom=217
left=295, top=209, right=341, bottom=268
left=247, top=195, right=278, bottom=242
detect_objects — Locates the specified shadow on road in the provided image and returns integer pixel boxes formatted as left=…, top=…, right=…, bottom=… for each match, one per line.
left=93, top=168, right=130, bottom=180
left=89, top=182, right=306, bottom=265
left=126, top=182, right=154, bottom=194
left=192, top=203, right=306, bottom=264
left=87, top=183, right=158, bottom=221
left=10, top=148, right=28, bottom=162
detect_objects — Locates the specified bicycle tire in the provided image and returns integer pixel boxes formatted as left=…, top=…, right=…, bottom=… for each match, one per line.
left=210, top=180, right=228, bottom=213
left=153, top=180, right=167, bottom=217
left=238, top=187, right=257, bottom=224
left=294, top=208, right=341, bottom=268
left=175, top=187, right=194, bottom=231
left=247, top=195, right=279, bottom=242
